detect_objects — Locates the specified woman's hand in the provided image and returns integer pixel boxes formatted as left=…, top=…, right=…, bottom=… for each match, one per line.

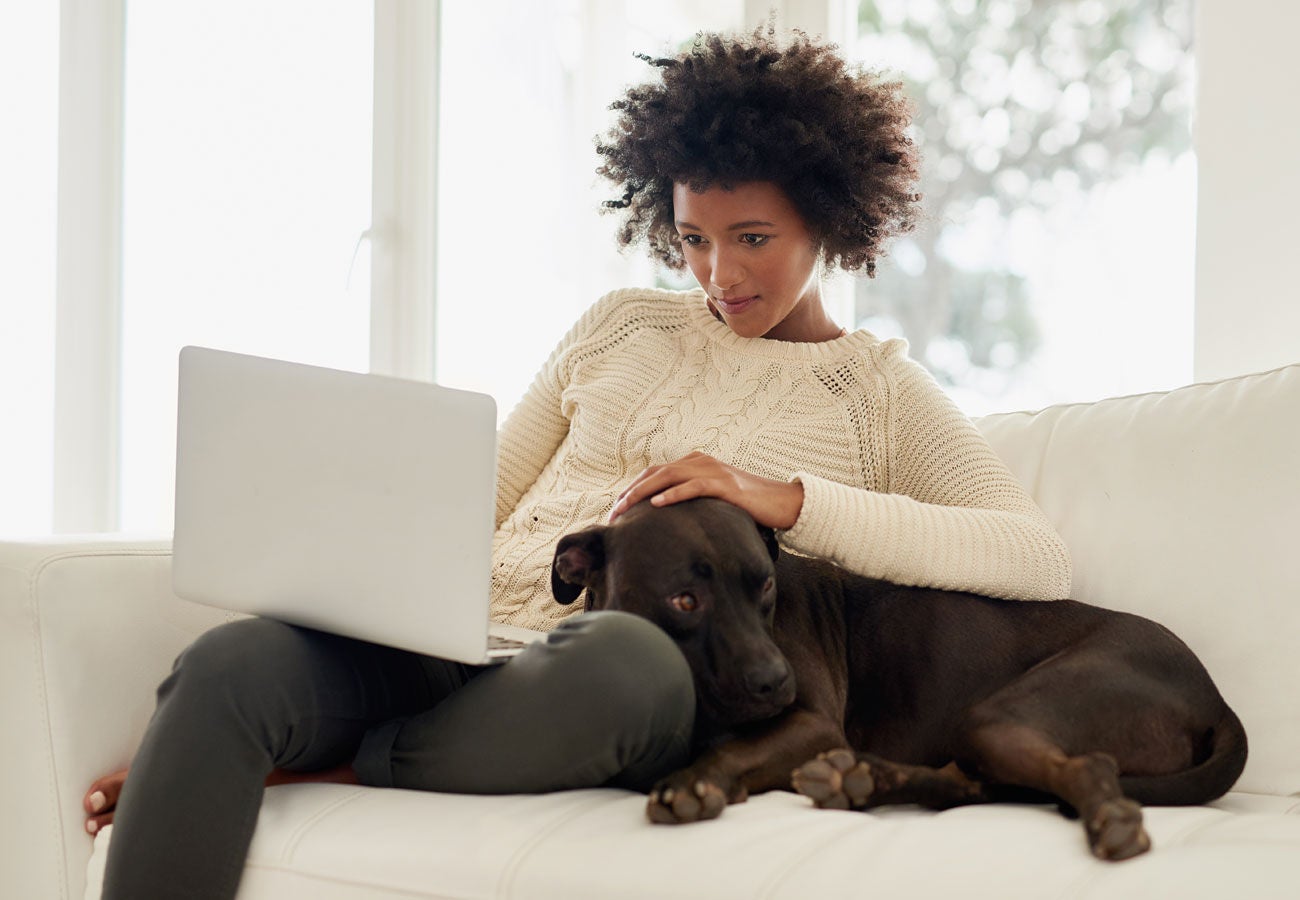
left=609, top=452, right=804, bottom=530
left=84, top=769, right=128, bottom=835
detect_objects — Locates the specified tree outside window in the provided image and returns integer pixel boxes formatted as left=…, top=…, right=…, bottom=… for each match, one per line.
left=849, top=0, right=1195, bottom=413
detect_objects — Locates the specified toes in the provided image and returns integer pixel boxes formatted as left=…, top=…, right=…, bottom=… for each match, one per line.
left=792, top=757, right=847, bottom=808
left=840, top=760, right=875, bottom=805
left=85, top=812, right=114, bottom=835
left=84, top=769, right=127, bottom=815
left=647, top=788, right=688, bottom=824
left=793, top=749, right=875, bottom=810
left=646, top=780, right=728, bottom=824
left=698, top=781, right=727, bottom=819
left=86, top=789, right=109, bottom=815
left=1088, top=799, right=1150, bottom=861
left=84, top=769, right=128, bottom=835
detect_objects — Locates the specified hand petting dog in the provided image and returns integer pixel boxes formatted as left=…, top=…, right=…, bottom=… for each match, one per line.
left=609, top=452, right=805, bottom=531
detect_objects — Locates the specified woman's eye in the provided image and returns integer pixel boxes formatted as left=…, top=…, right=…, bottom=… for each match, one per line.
left=740, top=233, right=770, bottom=247
left=669, top=593, right=698, bottom=613
left=679, top=233, right=704, bottom=246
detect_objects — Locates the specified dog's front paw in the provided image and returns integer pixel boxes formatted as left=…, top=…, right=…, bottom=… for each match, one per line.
left=646, top=771, right=729, bottom=824
left=792, top=748, right=875, bottom=810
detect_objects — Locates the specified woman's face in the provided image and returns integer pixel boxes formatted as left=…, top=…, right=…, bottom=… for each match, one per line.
left=672, top=181, right=828, bottom=342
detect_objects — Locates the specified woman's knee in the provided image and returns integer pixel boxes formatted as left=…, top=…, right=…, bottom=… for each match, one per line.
left=164, top=617, right=311, bottom=706
left=540, top=611, right=695, bottom=724
left=372, top=612, right=695, bottom=793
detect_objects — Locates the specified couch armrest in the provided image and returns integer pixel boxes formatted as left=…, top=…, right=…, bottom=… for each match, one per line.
left=0, top=537, right=233, bottom=900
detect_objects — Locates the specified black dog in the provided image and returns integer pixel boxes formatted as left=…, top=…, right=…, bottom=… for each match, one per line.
left=550, top=497, right=1246, bottom=860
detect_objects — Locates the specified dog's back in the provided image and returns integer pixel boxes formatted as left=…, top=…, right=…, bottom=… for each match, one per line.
left=776, top=553, right=1246, bottom=806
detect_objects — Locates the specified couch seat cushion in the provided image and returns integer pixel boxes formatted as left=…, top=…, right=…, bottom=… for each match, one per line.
left=87, top=784, right=1300, bottom=899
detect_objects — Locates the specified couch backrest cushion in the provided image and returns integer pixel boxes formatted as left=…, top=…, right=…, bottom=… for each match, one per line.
left=977, top=364, right=1300, bottom=797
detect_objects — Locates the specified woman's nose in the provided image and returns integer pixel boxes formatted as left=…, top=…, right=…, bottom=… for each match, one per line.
left=710, top=248, right=743, bottom=291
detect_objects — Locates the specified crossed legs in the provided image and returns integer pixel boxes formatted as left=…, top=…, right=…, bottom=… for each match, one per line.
left=99, top=610, right=694, bottom=900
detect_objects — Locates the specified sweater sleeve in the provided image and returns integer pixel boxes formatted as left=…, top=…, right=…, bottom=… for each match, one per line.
left=780, top=344, right=1072, bottom=601
left=494, top=291, right=623, bottom=528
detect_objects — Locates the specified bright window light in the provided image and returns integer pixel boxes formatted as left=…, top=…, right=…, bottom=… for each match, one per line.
left=118, top=0, right=374, bottom=532
left=0, top=3, right=59, bottom=536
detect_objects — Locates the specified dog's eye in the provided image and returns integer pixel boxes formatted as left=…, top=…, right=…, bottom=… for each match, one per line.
left=762, top=576, right=775, bottom=595
left=669, top=593, right=698, bottom=613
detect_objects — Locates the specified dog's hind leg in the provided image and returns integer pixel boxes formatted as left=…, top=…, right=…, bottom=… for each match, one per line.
left=793, top=749, right=993, bottom=811
left=957, top=718, right=1150, bottom=861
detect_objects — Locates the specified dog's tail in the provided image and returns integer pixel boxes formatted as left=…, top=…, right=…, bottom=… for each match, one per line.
left=1120, top=705, right=1248, bottom=806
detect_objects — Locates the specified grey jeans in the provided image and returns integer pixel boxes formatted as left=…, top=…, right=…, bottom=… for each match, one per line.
left=101, top=610, right=695, bottom=900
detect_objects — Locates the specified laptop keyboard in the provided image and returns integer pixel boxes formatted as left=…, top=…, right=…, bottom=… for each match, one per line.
left=487, top=633, right=527, bottom=652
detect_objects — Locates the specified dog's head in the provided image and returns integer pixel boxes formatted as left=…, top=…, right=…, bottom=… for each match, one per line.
left=550, top=497, right=795, bottom=727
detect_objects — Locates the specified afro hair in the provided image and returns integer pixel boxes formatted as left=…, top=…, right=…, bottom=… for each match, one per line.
left=595, top=27, right=921, bottom=277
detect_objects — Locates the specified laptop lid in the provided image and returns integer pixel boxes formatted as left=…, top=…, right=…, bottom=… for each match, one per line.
left=172, top=346, right=503, bottom=662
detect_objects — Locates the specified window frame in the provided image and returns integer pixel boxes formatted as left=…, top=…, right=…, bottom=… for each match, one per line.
left=52, top=0, right=440, bottom=532
left=53, top=0, right=126, bottom=532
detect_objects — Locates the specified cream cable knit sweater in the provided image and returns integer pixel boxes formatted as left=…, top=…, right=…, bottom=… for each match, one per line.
left=490, top=288, right=1071, bottom=631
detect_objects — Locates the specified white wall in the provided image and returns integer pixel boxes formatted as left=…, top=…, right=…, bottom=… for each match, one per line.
left=1194, top=0, right=1300, bottom=381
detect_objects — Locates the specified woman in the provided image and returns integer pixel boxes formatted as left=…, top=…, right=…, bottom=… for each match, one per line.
left=86, top=29, right=1070, bottom=899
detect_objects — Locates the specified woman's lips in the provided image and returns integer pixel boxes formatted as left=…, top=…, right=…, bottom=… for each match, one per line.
left=715, top=295, right=758, bottom=315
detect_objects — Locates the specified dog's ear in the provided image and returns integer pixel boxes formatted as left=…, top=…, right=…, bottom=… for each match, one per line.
left=757, top=524, right=780, bottom=561
left=550, top=527, right=607, bottom=605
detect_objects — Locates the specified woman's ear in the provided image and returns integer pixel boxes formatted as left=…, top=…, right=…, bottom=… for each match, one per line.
left=550, top=527, right=608, bottom=605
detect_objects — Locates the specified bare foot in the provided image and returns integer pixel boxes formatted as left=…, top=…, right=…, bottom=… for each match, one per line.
left=84, top=769, right=128, bottom=836
left=83, top=763, right=359, bottom=836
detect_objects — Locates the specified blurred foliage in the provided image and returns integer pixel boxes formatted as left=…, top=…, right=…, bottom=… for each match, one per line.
left=853, top=0, right=1194, bottom=385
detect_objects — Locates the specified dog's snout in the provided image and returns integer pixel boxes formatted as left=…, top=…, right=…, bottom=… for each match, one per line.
left=743, top=658, right=793, bottom=698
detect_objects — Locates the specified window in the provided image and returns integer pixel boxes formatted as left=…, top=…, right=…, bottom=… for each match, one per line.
left=847, top=0, right=1196, bottom=415
left=4, top=1, right=1210, bottom=536
left=0, top=3, right=59, bottom=535
left=118, top=0, right=374, bottom=531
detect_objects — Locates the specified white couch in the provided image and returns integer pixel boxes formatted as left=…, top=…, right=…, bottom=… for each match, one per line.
left=5, top=364, right=1299, bottom=900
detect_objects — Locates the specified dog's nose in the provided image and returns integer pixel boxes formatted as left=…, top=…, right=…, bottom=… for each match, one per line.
left=743, top=659, right=792, bottom=699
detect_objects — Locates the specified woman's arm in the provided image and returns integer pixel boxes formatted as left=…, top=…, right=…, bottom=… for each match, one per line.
left=782, top=349, right=1072, bottom=601
left=494, top=364, right=571, bottom=530
left=615, top=341, right=1071, bottom=601
left=494, top=292, right=627, bottom=528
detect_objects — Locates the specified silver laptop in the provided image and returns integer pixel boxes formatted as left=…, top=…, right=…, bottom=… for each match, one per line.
left=172, top=346, right=545, bottom=664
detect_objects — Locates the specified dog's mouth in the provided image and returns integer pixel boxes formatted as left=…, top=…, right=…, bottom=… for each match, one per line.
left=701, top=692, right=794, bottom=728
left=698, top=669, right=797, bottom=727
